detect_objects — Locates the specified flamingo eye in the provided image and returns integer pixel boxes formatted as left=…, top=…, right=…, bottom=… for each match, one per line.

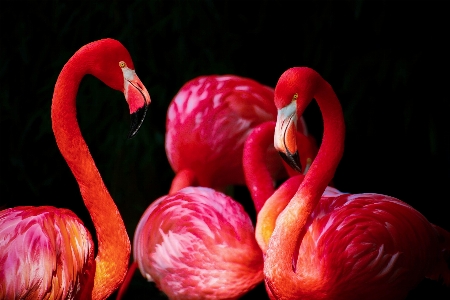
left=119, top=61, right=127, bottom=68
left=292, top=93, right=298, bottom=101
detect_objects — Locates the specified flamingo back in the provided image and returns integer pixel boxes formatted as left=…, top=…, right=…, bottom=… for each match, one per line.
left=133, top=187, right=264, bottom=299
left=294, top=193, right=443, bottom=300
left=165, top=75, right=308, bottom=190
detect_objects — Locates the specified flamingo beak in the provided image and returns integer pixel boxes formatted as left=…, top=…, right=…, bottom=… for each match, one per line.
left=274, top=101, right=302, bottom=173
left=123, top=68, right=151, bottom=138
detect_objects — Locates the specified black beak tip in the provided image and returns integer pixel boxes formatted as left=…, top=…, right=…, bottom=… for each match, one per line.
left=279, top=151, right=302, bottom=173
left=128, top=104, right=149, bottom=139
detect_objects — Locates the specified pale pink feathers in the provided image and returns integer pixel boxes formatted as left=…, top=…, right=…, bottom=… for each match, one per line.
left=165, top=75, right=308, bottom=190
left=0, top=206, right=94, bottom=300
left=133, top=187, right=264, bottom=299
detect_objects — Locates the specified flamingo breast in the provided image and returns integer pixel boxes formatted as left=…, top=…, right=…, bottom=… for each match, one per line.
left=0, top=206, right=94, bottom=300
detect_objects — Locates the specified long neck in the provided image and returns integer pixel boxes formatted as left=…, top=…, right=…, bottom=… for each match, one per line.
left=51, top=55, right=130, bottom=300
left=264, top=73, right=345, bottom=297
left=243, top=121, right=279, bottom=213
left=245, top=121, right=316, bottom=254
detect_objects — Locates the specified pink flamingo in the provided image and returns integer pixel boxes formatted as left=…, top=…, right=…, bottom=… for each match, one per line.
left=131, top=186, right=264, bottom=299
left=165, top=74, right=314, bottom=193
left=0, top=38, right=151, bottom=300
left=255, top=67, right=450, bottom=299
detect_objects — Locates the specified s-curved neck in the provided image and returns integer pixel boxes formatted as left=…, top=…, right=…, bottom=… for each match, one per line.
left=264, top=68, right=345, bottom=297
left=51, top=50, right=130, bottom=300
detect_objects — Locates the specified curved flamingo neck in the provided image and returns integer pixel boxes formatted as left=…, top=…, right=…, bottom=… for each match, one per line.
left=51, top=47, right=130, bottom=300
left=243, top=121, right=279, bottom=213
left=245, top=121, right=317, bottom=254
left=265, top=68, right=345, bottom=297
left=294, top=76, right=344, bottom=205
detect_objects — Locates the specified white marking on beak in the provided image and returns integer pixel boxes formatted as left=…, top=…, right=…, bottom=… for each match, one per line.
left=121, top=66, right=137, bottom=82
left=274, top=100, right=297, bottom=152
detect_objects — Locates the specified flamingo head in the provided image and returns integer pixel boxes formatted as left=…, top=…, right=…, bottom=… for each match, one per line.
left=273, top=67, right=317, bottom=173
left=84, top=38, right=151, bottom=138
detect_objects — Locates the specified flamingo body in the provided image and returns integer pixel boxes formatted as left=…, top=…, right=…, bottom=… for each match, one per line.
left=165, top=75, right=310, bottom=192
left=133, top=186, right=264, bottom=299
left=0, top=206, right=94, bottom=300
left=0, top=39, right=150, bottom=300
left=303, top=193, right=444, bottom=300
left=266, top=185, right=444, bottom=299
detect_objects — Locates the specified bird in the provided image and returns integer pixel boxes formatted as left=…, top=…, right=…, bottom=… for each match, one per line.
left=165, top=74, right=314, bottom=194
left=131, top=186, right=264, bottom=300
left=254, top=66, right=450, bottom=299
left=0, top=38, right=151, bottom=300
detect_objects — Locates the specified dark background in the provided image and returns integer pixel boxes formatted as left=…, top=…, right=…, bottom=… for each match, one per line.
left=1, top=0, right=449, bottom=299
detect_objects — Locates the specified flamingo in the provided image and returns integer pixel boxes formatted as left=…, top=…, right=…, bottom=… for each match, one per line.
left=254, top=67, right=450, bottom=299
left=0, top=38, right=151, bottom=300
left=130, top=186, right=264, bottom=299
left=165, top=74, right=314, bottom=194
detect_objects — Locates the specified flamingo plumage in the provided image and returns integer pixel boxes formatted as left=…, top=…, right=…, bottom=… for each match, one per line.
left=131, top=186, right=264, bottom=300
left=165, top=74, right=314, bottom=194
left=255, top=67, right=450, bottom=299
left=0, top=38, right=150, bottom=300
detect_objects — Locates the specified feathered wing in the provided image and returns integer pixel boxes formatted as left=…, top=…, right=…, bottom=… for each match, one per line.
left=166, top=75, right=304, bottom=190
left=133, top=187, right=264, bottom=299
left=0, top=207, right=95, bottom=300
left=294, top=193, right=446, bottom=300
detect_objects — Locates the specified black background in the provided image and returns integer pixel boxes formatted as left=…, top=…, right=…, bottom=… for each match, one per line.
left=1, top=0, right=449, bottom=299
